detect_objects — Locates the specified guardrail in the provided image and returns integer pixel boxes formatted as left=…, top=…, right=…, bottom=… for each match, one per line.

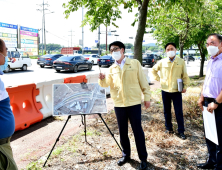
left=6, top=68, right=150, bottom=131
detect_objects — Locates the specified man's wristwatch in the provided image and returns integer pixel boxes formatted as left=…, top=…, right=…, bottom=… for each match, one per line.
left=214, top=99, right=221, bottom=105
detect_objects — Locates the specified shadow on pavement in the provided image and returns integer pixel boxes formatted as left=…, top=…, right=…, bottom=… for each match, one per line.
left=54, top=69, right=95, bottom=74
left=11, top=116, right=55, bottom=142
left=4, top=70, right=34, bottom=74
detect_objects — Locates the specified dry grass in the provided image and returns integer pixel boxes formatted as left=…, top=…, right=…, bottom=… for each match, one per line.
left=26, top=77, right=207, bottom=170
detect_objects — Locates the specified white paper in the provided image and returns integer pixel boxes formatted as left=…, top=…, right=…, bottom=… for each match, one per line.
left=177, top=79, right=183, bottom=92
left=203, top=106, right=218, bottom=145
left=177, top=79, right=183, bottom=83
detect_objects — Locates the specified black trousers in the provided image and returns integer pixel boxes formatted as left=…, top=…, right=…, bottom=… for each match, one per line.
left=161, top=90, right=185, bottom=133
left=114, top=104, right=148, bottom=162
left=204, top=100, right=222, bottom=170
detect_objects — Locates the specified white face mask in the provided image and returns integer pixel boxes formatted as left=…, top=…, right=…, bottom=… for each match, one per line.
left=112, top=51, right=122, bottom=60
left=207, top=46, right=219, bottom=56
left=166, top=51, right=176, bottom=58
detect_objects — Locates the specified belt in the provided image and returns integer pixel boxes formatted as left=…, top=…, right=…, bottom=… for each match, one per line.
left=0, top=137, right=11, bottom=145
left=204, top=97, right=215, bottom=103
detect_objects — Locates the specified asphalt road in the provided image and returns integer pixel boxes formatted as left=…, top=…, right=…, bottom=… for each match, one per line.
left=2, top=59, right=207, bottom=87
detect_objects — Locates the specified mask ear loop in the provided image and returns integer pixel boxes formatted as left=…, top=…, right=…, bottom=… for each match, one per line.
left=0, top=53, right=5, bottom=57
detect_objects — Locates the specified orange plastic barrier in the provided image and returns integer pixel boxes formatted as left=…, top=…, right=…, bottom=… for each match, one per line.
left=6, top=84, right=43, bottom=131
left=64, top=75, right=87, bottom=84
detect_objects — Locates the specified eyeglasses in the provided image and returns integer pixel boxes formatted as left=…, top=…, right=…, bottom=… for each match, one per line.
left=110, top=47, right=120, bottom=53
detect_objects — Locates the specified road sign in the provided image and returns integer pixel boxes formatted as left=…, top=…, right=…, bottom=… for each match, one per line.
left=143, top=40, right=145, bottom=42
left=95, top=40, right=98, bottom=43
left=84, top=47, right=88, bottom=50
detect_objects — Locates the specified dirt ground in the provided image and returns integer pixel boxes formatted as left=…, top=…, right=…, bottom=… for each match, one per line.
left=11, top=80, right=208, bottom=170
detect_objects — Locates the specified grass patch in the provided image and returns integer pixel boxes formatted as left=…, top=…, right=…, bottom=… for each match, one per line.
left=151, top=88, right=161, bottom=95
left=189, top=75, right=205, bottom=87
left=29, top=56, right=38, bottom=59
left=80, top=129, right=101, bottom=136
left=25, top=160, right=43, bottom=170
left=52, top=147, right=64, bottom=157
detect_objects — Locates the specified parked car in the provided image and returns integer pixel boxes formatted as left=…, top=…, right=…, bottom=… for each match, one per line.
left=52, top=55, right=93, bottom=73
left=83, top=54, right=100, bottom=64
left=142, top=54, right=156, bottom=67
left=97, top=55, right=115, bottom=67
left=126, top=55, right=134, bottom=59
left=154, top=55, right=162, bottom=60
left=200, top=56, right=208, bottom=61
left=184, top=55, right=195, bottom=61
left=37, top=54, right=63, bottom=68
left=4, top=48, right=32, bottom=72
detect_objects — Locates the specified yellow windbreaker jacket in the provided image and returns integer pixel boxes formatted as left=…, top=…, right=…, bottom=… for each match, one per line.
left=151, top=57, right=190, bottom=92
left=98, top=58, right=151, bottom=107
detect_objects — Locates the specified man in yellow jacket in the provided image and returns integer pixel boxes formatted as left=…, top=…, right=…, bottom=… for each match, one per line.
left=98, top=41, right=151, bottom=170
left=151, top=42, right=190, bottom=140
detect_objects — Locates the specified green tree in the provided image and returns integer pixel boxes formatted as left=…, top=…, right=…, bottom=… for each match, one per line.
left=125, top=43, right=133, bottom=49
left=63, top=0, right=197, bottom=63
left=99, top=44, right=108, bottom=50
left=189, top=1, right=222, bottom=77
left=39, top=43, right=62, bottom=51
left=148, top=1, right=203, bottom=58
left=147, top=0, right=222, bottom=77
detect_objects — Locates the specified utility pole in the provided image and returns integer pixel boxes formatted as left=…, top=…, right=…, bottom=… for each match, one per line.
left=68, top=30, right=75, bottom=47
left=98, top=26, right=100, bottom=55
left=106, top=26, right=107, bottom=53
left=43, top=2, right=46, bottom=53
left=82, top=6, right=84, bottom=54
left=37, top=0, right=51, bottom=55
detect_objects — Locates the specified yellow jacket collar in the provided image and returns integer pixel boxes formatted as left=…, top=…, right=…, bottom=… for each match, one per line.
left=167, top=56, right=178, bottom=63
left=113, top=57, right=131, bottom=68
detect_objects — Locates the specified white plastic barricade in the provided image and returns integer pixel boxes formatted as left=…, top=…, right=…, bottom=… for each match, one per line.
left=86, top=73, right=110, bottom=95
left=142, top=67, right=151, bottom=83
left=36, top=78, right=64, bottom=119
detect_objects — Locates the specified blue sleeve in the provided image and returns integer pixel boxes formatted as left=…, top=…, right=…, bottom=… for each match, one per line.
left=0, top=97, right=15, bottom=139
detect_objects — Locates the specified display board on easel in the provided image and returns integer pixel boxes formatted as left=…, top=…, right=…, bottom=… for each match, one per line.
left=53, top=83, right=107, bottom=116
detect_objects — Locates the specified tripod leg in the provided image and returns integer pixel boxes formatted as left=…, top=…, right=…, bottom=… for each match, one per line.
left=84, top=114, right=87, bottom=143
left=43, top=115, right=71, bottom=167
left=98, top=114, right=122, bottom=151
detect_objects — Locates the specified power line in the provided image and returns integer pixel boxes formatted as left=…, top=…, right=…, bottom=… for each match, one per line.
left=46, top=30, right=69, bottom=42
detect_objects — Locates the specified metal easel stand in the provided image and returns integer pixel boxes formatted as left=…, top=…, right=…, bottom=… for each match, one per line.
left=43, top=113, right=122, bottom=167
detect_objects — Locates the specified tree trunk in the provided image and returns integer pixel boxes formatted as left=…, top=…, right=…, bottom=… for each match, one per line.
left=198, top=44, right=205, bottom=77
left=180, top=46, right=184, bottom=59
left=134, top=0, right=149, bottom=63
left=179, top=40, right=184, bottom=58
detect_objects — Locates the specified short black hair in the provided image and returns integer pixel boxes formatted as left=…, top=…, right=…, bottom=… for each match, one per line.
left=109, top=41, right=125, bottom=52
left=165, top=42, right=176, bottom=50
left=207, top=33, right=222, bottom=42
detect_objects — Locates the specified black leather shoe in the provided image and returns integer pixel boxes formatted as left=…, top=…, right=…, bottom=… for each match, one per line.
left=165, top=130, right=174, bottom=134
left=117, top=156, right=130, bottom=166
left=139, top=161, right=148, bottom=170
left=197, top=162, right=215, bottom=169
left=177, top=133, right=187, bottom=140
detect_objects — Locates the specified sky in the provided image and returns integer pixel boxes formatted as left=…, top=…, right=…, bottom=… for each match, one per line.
left=0, top=0, right=156, bottom=48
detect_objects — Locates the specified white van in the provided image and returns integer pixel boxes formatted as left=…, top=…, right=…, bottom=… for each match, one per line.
left=4, top=48, right=32, bottom=72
